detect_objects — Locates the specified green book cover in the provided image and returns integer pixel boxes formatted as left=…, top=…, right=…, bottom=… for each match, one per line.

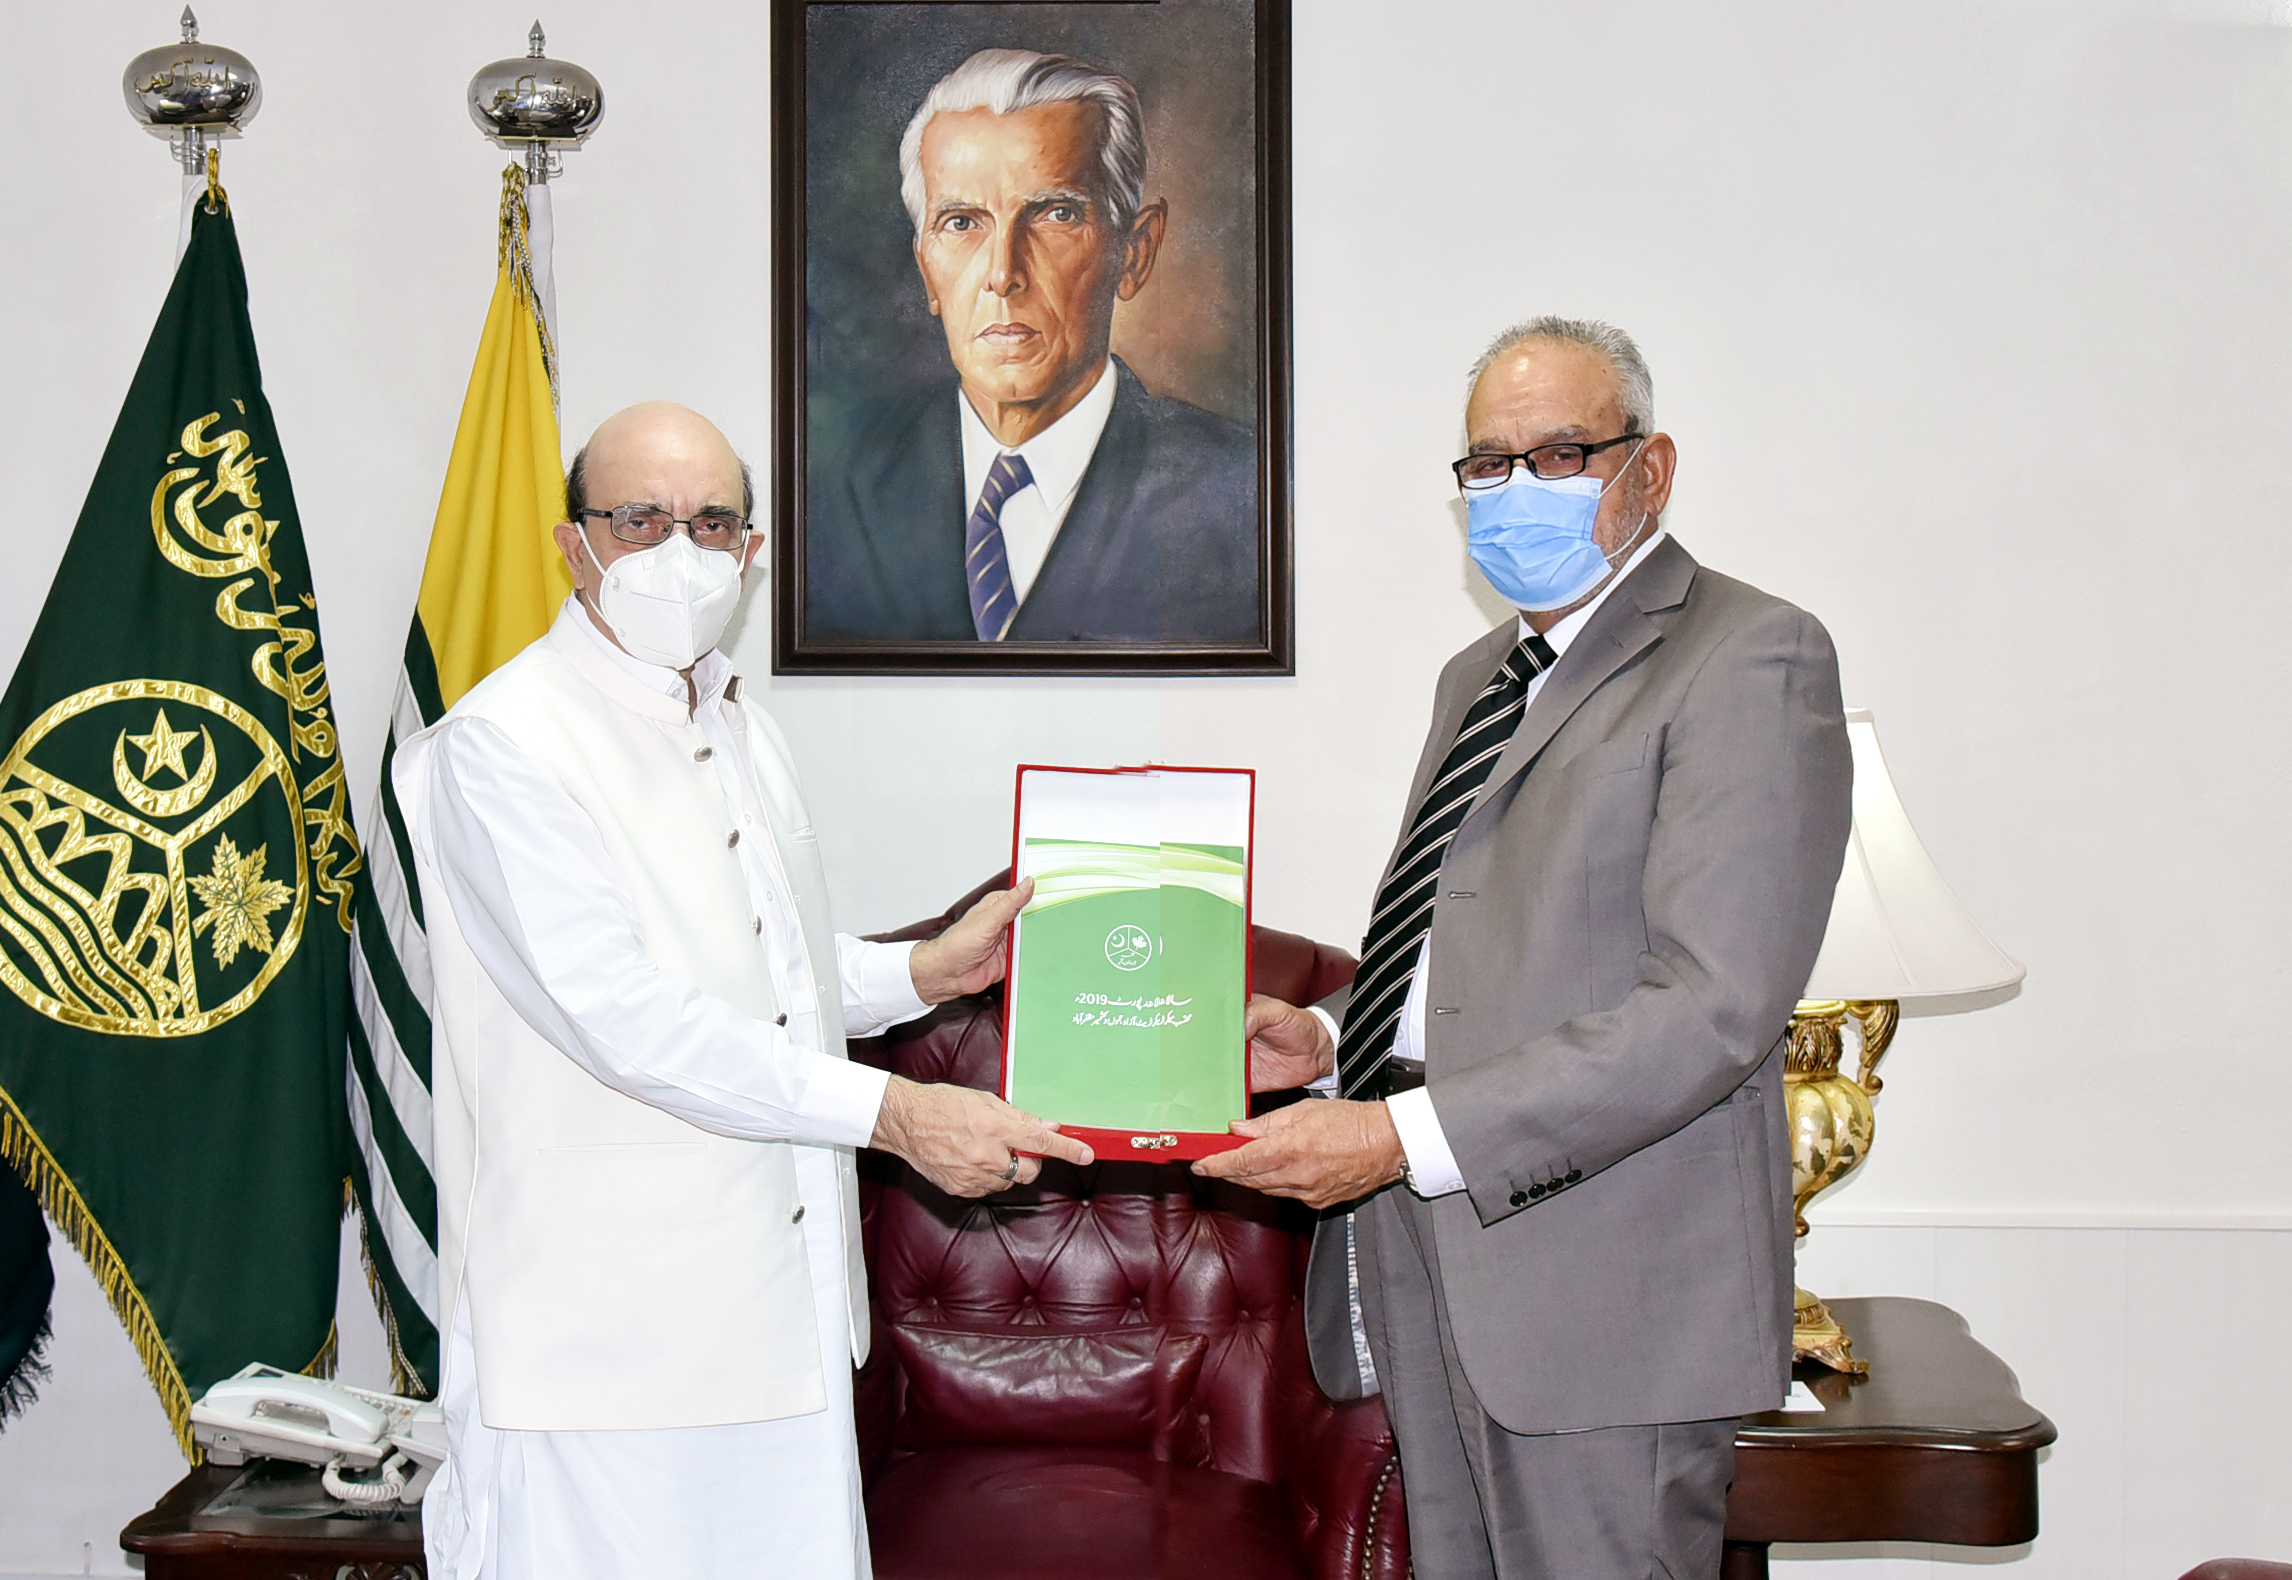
left=1006, top=769, right=1252, bottom=1139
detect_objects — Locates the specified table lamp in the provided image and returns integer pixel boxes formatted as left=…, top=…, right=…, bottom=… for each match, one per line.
left=1787, top=708, right=2023, bottom=1373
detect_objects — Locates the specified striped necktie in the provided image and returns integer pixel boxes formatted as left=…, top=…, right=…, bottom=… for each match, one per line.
left=965, top=451, right=1033, bottom=641
left=1337, top=631, right=1559, bottom=1098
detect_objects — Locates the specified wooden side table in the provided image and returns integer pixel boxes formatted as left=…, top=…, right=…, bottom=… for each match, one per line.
left=120, top=1295, right=2048, bottom=1579
left=119, top=1459, right=425, bottom=1579
left=1723, top=1296, right=2057, bottom=1577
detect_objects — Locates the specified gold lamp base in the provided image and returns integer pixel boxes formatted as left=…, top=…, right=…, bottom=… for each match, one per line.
left=1785, top=998, right=1898, bottom=1374
left=1792, top=1286, right=1864, bottom=1375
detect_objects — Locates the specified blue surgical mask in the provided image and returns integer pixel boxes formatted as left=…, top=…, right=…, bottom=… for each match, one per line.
left=1464, top=444, right=1647, bottom=612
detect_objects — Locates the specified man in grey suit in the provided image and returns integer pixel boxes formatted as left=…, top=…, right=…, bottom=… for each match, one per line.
left=1197, top=319, right=1852, bottom=1578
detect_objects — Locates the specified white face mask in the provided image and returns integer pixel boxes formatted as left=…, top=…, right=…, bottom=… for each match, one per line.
left=581, top=529, right=746, bottom=670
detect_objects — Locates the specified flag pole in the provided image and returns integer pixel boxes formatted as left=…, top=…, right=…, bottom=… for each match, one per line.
left=123, top=8, right=262, bottom=264
left=469, top=18, right=606, bottom=390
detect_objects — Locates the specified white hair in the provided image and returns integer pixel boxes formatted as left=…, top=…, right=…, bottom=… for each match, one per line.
left=898, top=48, right=1147, bottom=238
left=1470, top=317, right=1655, bottom=433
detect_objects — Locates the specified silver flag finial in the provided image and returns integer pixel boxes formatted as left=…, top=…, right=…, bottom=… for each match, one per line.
left=128, top=8, right=261, bottom=171
left=470, top=21, right=603, bottom=180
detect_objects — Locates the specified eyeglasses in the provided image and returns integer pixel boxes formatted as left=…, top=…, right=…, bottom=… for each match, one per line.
left=1451, top=433, right=1642, bottom=492
left=577, top=504, right=750, bottom=552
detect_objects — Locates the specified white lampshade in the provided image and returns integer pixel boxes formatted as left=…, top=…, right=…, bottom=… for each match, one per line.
left=1801, top=709, right=2024, bottom=1011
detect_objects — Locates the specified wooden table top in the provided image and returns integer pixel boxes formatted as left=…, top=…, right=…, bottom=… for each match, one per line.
left=1728, top=1295, right=2057, bottom=1548
left=120, top=1458, right=423, bottom=1575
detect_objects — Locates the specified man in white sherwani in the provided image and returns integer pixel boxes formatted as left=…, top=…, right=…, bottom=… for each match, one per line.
left=398, top=402, right=1092, bottom=1580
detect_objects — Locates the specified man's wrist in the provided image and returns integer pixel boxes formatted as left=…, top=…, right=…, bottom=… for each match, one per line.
left=1371, top=1100, right=1409, bottom=1189
left=1304, top=1005, right=1341, bottom=1076
left=907, top=939, right=948, bottom=1004
left=870, top=1075, right=915, bottom=1152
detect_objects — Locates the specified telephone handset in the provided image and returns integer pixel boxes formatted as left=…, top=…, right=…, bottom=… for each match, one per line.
left=190, top=1364, right=446, bottom=1506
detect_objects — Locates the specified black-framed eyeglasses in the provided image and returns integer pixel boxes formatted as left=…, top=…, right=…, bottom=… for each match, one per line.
left=577, top=503, right=751, bottom=552
left=1451, top=433, right=1642, bottom=492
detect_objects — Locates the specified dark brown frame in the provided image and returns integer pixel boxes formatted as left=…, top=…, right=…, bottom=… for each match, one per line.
left=769, top=0, right=1294, bottom=675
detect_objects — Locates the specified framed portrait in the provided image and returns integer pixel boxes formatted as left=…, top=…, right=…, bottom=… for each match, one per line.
left=770, top=0, right=1293, bottom=675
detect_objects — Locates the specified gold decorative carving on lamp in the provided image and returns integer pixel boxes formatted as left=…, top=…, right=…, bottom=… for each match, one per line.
left=1788, top=710, right=2022, bottom=1373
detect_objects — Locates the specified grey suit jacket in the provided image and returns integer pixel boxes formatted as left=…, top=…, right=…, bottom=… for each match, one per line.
left=1307, top=536, right=1852, bottom=1434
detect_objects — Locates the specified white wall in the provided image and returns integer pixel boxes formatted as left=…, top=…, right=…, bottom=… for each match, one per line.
left=3, top=0, right=2289, bottom=1573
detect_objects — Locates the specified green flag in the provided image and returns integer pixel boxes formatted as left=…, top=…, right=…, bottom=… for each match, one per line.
left=0, top=186, right=356, bottom=1457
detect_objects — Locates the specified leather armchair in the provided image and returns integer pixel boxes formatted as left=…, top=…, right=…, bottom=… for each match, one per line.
left=851, top=874, right=1409, bottom=1580
left=2178, top=1566, right=2292, bottom=1579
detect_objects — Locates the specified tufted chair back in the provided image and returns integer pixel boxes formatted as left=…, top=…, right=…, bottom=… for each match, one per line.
left=852, top=874, right=1407, bottom=1580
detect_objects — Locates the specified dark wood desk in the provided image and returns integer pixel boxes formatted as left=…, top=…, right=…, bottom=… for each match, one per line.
left=120, top=1458, right=424, bottom=1580
left=1723, top=1295, right=2057, bottom=1578
left=122, top=1296, right=2048, bottom=1579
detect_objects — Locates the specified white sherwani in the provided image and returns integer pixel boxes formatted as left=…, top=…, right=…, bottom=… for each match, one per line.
left=397, top=600, right=924, bottom=1580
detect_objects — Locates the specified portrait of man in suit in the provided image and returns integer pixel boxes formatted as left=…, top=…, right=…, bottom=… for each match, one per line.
left=800, top=45, right=1264, bottom=650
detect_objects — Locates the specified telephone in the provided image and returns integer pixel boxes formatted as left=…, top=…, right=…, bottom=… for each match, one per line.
left=190, top=1364, right=446, bottom=1507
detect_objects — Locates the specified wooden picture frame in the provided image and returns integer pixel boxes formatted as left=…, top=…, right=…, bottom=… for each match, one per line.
left=770, top=0, right=1293, bottom=675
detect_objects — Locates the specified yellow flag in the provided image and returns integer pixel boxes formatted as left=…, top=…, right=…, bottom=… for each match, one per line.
left=414, top=165, right=572, bottom=712
left=348, top=164, right=568, bottom=1396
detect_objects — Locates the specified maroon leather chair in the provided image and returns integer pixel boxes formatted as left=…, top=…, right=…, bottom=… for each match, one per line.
left=849, top=875, right=1408, bottom=1580
left=2179, top=1565, right=2292, bottom=1579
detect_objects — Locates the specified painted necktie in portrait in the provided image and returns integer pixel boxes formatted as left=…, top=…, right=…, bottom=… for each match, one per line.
left=772, top=0, right=1294, bottom=675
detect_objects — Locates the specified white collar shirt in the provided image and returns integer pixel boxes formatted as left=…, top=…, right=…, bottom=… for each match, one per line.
left=957, top=358, right=1119, bottom=607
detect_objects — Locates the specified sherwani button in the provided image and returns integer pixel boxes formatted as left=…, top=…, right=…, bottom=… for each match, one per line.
left=790, top=1204, right=805, bottom=1224
left=1529, top=1183, right=1547, bottom=1199
left=1565, top=1169, right=1582, bottom=1184
left=694, top=746, right=714, bottom=762
left=727, top=830, right=741, bottom=848
left=774, top=1013, right=787, bottom=1027
left=1509, top=1190, right=1528, bottom=1207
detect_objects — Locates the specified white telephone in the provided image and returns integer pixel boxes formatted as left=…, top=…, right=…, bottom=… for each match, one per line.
left=190, top=1364, right=446, bottom=1507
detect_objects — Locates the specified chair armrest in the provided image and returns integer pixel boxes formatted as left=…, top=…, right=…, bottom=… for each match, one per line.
left=2179, top=1565, right=2292, bottom=1580
left=1283, top=1395, right=1409, bottom=1580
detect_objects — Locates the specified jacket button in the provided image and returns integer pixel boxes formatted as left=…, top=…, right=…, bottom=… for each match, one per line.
left=727, top=829, right=741, bottom=848
left=1565, top=1169, right=1582, bottom=1184
left=1529, top=1183, right=1546, bottom=1199
left=790, top=1204, right=805, bottom=1224
left=774, top=1013, right=787, bottom=1027
left=1509, top=1190, right=1528, bottom=1208
left=752, top=916, right=763, bottom=936
left=695, top=746, right=714, bottom=762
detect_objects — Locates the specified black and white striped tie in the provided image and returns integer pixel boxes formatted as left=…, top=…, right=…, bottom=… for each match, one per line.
left=1337, top=632, right=1558, bottom=1098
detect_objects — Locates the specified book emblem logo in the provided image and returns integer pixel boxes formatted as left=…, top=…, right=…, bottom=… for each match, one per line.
left=1104, top=924, right=1154, bottom=972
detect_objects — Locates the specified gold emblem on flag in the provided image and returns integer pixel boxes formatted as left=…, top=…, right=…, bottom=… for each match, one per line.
left=0, top=404, right=367, bottom=1037
left=0, top=680, right=307, bottom=1035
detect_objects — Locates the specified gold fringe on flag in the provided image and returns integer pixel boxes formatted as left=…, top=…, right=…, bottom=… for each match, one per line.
left=0, top=1094, right=342, bottom=1460
left=346, top=1178, right=429, bottom=1399
left=0, top=1092, right=193, bottom=1458
left=497, top=163, right=558, bottom=408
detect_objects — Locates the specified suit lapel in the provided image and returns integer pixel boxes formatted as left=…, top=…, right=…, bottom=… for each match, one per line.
left=1467, top=537, right=1699, bottom=820
left=1403, top=623, right=1518, bottom=823
left=1361, top=623, right=1518, bottom=897
left=1009, top=362, right=1151, bottom=638
left=851, top=387, right=971, bottom=635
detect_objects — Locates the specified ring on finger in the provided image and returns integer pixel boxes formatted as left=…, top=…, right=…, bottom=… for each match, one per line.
left=1001, top=1152, right=1020, bottom=1183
